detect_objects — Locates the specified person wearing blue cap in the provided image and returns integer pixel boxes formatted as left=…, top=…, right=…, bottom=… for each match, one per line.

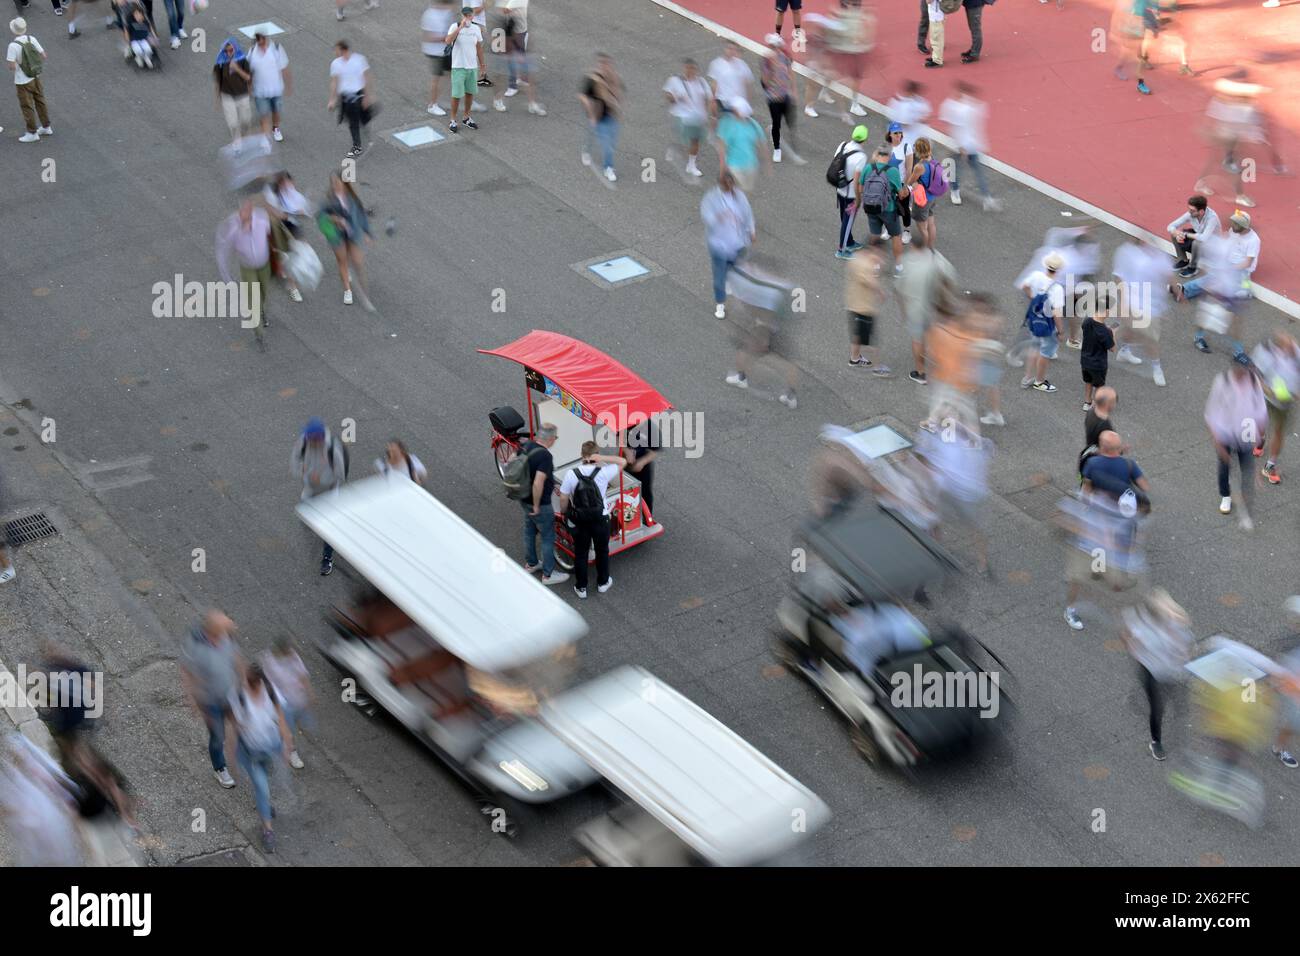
left=290, top=418, right=349, bottom=574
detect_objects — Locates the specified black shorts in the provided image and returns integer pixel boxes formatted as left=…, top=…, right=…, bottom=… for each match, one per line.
left=776, top=0, right=803, bottom=10
left=428, top=52, right=452, bottom=76
left=1081, top=367, right=1107, bottom=387
left=848, top=312, right=874, bottom=345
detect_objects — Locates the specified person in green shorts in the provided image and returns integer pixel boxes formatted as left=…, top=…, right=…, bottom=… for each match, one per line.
left=445, top=5, right=483, bottom=132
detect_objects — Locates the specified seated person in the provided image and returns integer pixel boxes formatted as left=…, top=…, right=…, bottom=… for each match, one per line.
left=831, top=599, right=931, bottom=678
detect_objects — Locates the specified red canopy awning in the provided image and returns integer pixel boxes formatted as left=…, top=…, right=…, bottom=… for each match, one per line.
left=479, top=331, right=672, bottom=430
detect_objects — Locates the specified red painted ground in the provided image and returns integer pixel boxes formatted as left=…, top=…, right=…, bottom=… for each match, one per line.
left=669, top=0, right=1300, bottom=301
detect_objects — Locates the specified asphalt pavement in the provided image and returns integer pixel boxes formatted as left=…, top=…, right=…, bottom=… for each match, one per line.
left=0, top=0, right=1297, bottom=866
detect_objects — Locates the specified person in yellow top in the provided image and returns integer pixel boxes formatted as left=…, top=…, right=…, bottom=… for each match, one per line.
left=921, top=308, right=979, bottom=432
left=843, top=245, right=891, bottom=375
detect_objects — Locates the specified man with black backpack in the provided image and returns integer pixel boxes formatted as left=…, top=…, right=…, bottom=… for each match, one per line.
left=290, top=417, right=349, bottom=575
left=830, top=124, right=869, bottom=259
left=7, top=18, right=51, bottom=143
left=556, top=441, right=627, bottom=599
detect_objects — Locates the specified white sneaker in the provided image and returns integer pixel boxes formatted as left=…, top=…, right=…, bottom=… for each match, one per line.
left=215, top=768, right=236, bottom=789
left=778, top=391, right=798, bottom=409
left=1239, top=512, right=1254, bottom=531
left=541, top=571, right=570, bottom=586
left=604, top=167, right=617, bottom=182
left=427, top=103, right=446, bottom=116
left=0, top=566, right=14, bottom=584
left=528, top=102, right=547, bottom=116
left=803, top=105, right=818, bottom=118
left=18, top=132, right=40, bottom=143
left=1219, top=496, right=1232, bottom=514
left=493, top=98, right=506, bottom=112
left=951, top=188, right=963, bottom=206
left=272, top=127, right=283, bottom=142
left=1152, top=362, right=1166, bottom=387
left=688, top=163, right=703, bottom=177
left=289, top=750, right=304, bottom=769
left=849, top=101, right=867, bottom=116
left=598, top=577, right=614, bottom=594
left=343, top=290, right=354, bottom=305
left=901, top=230, right=912, bottom=245
left=170, top=36, right=180, bottom=48
left=714, top=303, right=726, bottom=319
left=288, top=287, right=303, bottom=302
left=178, top=28, right=187, bottom=38
left=581, top=151, right=593, bottom=167
left=1064, top=607, right=1084, bottom=631
left=880, top=228, right=889, bottom=240
left=773, top=148, right=782, bottom=163
left=818, top=88, right=835, bottom=104
left=504, top=86, right=520, bottom=97
left=979, top=412, right=1005, bottom=426
left=725, top=372, right=748, bottom=388
left=470, top=100, right=487, bottom=112
left=336, top=7, right=345, bottom=18
left=37, top=126, right=52, bottom=136
left=1117, top=346, right=1142, bottom=365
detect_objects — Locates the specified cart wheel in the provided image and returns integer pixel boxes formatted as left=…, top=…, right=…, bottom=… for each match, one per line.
left=493, top=441, right=514, bottom=479
left=773, top=638, right=803, bottom=672
left=554, top=549, right=575, bottom=572
left=480, top=802, right=520, bottom=839
left=849, top=724, right=881, bottom=765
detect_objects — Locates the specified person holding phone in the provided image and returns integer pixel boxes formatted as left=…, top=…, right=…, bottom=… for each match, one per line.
left=445, top=5, right=483, bottom=132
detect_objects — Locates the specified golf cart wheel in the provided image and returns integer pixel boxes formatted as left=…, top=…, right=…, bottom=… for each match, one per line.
left=850, top=724, right=881, bottom=765
left=554, top=548, right=575, bottom=572
left=493, top=441, right=514, bottom=479
left=480, top=801, right=520, bottom=839
left=773, top=638, right=802, bottom=672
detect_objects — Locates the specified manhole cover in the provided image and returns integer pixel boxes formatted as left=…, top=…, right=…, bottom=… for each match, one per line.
left=5, top=512, right=58, bottom=545
left=1003, top=482, right=1068, bottom=525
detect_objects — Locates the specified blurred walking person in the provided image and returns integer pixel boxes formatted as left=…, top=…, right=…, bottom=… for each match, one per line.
left=260, top=636, right=315, bottom=770
left=263, top=171, right=313, bottom=304
left=663, top=58, right=710, bottom=179
left=1204, top=363, right=1266, bottom=529
left=579, top=52, right=622, bottom=184
left=714, top=97, right=767, bottom=193
left=421, top=0, right=456, bottom=116
left=179, top=610, right=244, bottom=790
left=1173, top=210, right=1258, bottom=363
left=724, top=254, right=801, bottom=409
left=1251, top=332, right=1300, bottom=485
left=291, top=417, right=349, bottom=574
left=320, top=173, right=375, bottom=310
left=1111, top=240, right=1169, bottom=386
left=214, top=37, right=253, bottom=149
left=844, top=244, right=890, bottom=374
left=374, top=438, right=427, bottom=484
left=968, top=293, right=1006, bottom=427
left=897, top=229, right=957, bottom=384
left=498, top=0, right=543, bottom=114
left=707, top=39, right=753, bottom=116
left=920, top=420, right=991, bottom=574
left=823, top=0, right=874, bottom=118
left=701, top=169, right=754, bottom=320
left=939, top=82, right=1000, bottom=210
left=920, top=306, right=979, bottom=433
left=229, top=663, right=294, bottom=853
left=215, top=199, right=272, bottom=350
left=0, top=733, right=81, bottom=865
left=1121, top=588, right=1193, bottom=761
left=761, top=33, right=803, bottom=165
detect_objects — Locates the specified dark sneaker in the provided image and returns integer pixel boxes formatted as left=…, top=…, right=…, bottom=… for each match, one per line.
left=908, top=370, right=927, bottom=385
left=1195, top=338, right=1211, bottom=353
left=262, top=829, right=276, bottom=853
left=961, top=54, right=979, bottom=64
left=448, top=120, right=459, bottom=133
left=924, top=58, right=941, bottom=69
left=917, top=43, right=930, bottom=55
left=478, top=75, right=493, bottom=87
left=848, top=357, right=872, bottom=368
left=320, top=558, right=333, bottom=576
left=1032, top=380, right=1058, bottom=392
left=463, top=117, right=478, bottom=130
left=1276, top=748, right=1299, bottom=768
left=1178, top=265, right=1198, bottom=278
left=1233, top=351, right=1251, bottom=367
left=1149, top=739, right=1166, bottom=761
left=1263, top=464, right=1281, bottom=484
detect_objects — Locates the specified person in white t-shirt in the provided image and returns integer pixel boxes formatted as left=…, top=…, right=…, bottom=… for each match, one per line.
left=938, top=82, right=1000, bottom=210
left=327, top=40, right=372, bottom=157
left=707, top=42, right=753, bottom=117
left=260, top=636, right=314, bottom=770
left=1175, top=210, right=1259, bottom=363
left=374, top=439, right=428, bottom=484
left=1111, top=240, right=1169, bottom=386
left=248, top=33, right=291, bottom=142
left=229, top=664, right=292, bottom=853
left=445, top=6, right=483, bottom=131
left=421, top=0, right=457, bottom=116
left=884, top=81, right=930, bottom=163
left=497, top=0, right=543, bottom=114
left=7, top=19, right=51, bottom=142
left=663, top=58, right=712, bottom=178
left=1018, top=252, right=1067, bottom=393
left=556, top=441, right=628, bottom=599
left=924, top=0, right=945, bottom=68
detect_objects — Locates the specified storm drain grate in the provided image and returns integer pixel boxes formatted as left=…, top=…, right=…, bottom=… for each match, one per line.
left=1003, top=482, right=1069, bottom=525
left=5, top=512, right=58, bottom=545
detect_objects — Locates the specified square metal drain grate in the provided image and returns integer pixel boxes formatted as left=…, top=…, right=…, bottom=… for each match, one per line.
left=6, top=512, right=58, bottom=545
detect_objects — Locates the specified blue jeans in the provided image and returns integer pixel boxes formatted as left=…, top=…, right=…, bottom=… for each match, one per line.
left=506, top=33, right=527, bottom=88
left=709, top=248, right=741, bottom=305
left=282, top=704, right=315, bottom=739
left=162, top=0, right=184, bottom=39
left=522, top=502, right=557, bottom=575
left=237, top=740, right=276, bottom=824
left=953, top=152, right=991, bottom=198
left=203, top=704, right=228, bottom=771
left=587, top=117, right=619, bottom=171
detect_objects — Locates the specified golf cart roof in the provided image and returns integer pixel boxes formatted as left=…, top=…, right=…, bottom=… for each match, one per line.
left=479, top=330, right=673, bottom=429
left=801, top=500, right=960, bottom=602
left=296, top=476, right=587, bottom=672
left=541, top=666, right=830, bottom=866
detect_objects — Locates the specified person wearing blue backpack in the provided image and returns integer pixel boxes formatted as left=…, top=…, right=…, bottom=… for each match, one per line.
left=904, top=137, right=948, bottom=249
left=1018, top=251, right=1066, bottom=393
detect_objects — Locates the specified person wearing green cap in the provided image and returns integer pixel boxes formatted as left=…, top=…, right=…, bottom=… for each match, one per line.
left=832, top=124, right=869, bottom=259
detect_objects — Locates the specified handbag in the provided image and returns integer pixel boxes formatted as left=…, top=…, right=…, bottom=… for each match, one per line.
left=285, top=239, right=323, bottom=291
left=910, top=182, right=929, bottom=207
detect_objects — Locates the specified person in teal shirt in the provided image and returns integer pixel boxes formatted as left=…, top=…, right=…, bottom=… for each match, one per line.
left=855, top=146, right=907, bottom=273
left=715, top=98, right=768, bottom=192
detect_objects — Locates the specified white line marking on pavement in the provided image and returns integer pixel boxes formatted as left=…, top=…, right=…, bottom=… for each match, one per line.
left=647, top=0, right=1298, bottom=320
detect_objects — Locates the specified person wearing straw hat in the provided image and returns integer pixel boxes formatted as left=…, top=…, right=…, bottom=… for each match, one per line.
left=6, top=17, right=51, bottom=142
left=1121, top=589, right=1192, bottom=761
